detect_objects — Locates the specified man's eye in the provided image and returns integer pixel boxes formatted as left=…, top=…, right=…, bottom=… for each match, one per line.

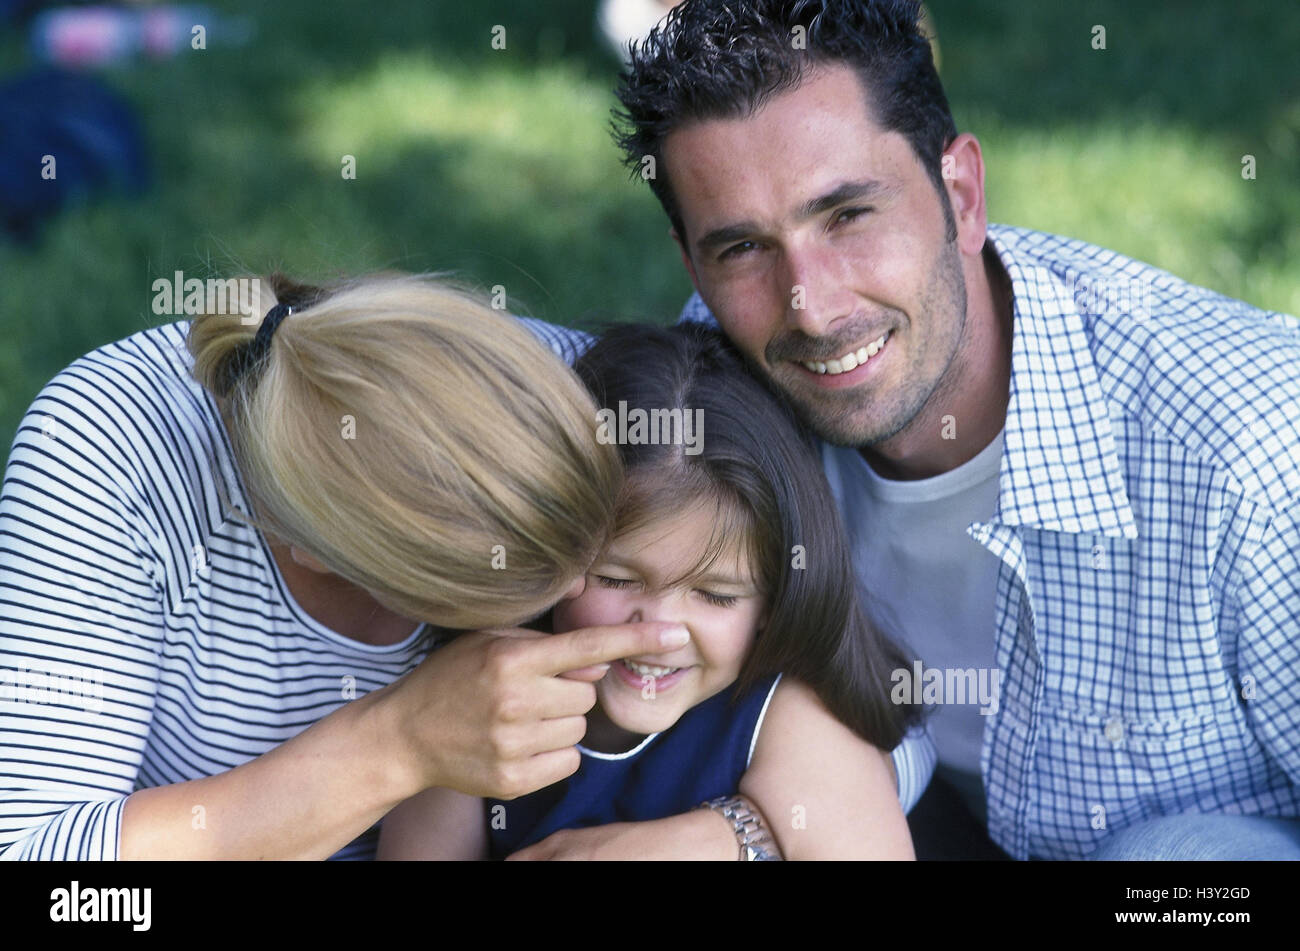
left=697, top=590, right=739, bottom=608
left=833, top=206, right=871, bottom=226
left=595, top=575, right=634, bottom=589
left=720, top=240, right=759, bottom=261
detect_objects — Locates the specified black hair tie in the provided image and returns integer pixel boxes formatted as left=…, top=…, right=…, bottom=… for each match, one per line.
left=229, top=302, right=293, bottom=387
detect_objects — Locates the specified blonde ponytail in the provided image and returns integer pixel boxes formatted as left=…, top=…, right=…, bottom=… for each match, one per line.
left=187, top=272, right=619, bottom=630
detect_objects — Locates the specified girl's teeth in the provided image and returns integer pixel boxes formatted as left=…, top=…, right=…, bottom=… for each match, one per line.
left=803, top=332, right=889, bottom=376
left=622, top=659, right=677, bottom=679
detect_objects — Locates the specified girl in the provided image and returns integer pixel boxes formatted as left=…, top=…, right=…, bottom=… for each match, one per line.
left=378, top=322, right=923, bottom=860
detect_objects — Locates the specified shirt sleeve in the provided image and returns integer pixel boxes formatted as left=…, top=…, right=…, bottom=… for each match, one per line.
left=1235, top=499, right=1300, bottom=788
left=0, top=369, right=168, bottom=860
left=891, top=723, right=937, bottom=815
left=677, top=292, right=718, bottom=328
left=518, top=318, right=596, bottom=366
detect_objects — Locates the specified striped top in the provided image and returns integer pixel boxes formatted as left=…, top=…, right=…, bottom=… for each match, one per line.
left=0, top=320, right=450, bottom=859
left=0, top=317, right=931, bottom=861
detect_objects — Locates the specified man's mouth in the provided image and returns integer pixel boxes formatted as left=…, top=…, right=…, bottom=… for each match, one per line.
left=798, top=330, right=891, bottom=376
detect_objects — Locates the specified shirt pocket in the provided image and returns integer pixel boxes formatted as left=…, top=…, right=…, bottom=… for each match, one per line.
left=1029, top=701, right=1260, bottom=854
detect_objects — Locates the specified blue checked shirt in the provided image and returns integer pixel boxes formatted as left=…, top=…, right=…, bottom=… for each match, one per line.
left=672, top=224, right=1300, bottom=859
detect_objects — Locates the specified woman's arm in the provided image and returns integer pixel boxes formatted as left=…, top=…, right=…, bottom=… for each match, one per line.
left=739, top=677, right=915, bottom=860
left=376, top=787, right=486, bottom=860
left=116, top=625, right=689, bottom=860
left=120, top=689, right=412, bottom=860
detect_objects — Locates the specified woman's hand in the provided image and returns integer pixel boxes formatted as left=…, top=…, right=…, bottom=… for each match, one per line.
left=376, top=622, right=691, bottom=801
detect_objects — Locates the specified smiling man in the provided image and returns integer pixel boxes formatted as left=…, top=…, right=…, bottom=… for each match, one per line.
left=613, top=0, right=1300, bottom=859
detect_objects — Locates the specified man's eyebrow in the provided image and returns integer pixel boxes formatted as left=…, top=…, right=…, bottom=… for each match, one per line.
left=694, top=179, right=893, bottom=255
left=797, top=179, right=892, bottom=219
left=696, top=222, right=763, bottom=255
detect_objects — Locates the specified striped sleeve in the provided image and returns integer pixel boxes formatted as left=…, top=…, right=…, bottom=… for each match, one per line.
left=0, top=367, right=168, bottom=860
left=892, top=724, right=937, bottom=815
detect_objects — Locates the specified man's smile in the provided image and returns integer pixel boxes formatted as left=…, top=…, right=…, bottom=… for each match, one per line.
left=798, top=330, right=892, bottom=375
left=786, top=329, right=895, bottom=390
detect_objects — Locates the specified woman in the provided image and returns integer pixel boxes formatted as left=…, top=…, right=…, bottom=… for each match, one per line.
left=0, top=271, right=688, bottom=859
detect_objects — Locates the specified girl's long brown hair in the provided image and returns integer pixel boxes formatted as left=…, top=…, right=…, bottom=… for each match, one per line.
left=574, top=322, right=920, bottom=751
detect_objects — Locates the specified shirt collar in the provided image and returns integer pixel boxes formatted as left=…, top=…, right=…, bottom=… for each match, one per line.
left=987, top=225, right=1138, bottom=539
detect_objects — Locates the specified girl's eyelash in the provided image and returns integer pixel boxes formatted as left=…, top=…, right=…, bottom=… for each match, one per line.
left=699, top=591, right=738, bottom=608
left=596, top=575, right=738, bottom=607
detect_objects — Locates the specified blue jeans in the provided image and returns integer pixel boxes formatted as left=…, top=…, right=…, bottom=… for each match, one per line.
left=1087, top=814, right=1300, bottom=860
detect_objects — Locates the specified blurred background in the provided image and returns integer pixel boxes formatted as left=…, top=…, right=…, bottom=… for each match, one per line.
left=0, top=0, right=1297, bottom=460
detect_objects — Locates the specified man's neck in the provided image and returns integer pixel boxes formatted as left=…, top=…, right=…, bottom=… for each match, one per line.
left=862, top=241, right=1014, bottom=481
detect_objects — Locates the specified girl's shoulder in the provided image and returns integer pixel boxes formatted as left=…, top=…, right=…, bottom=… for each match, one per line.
left=749, top=675, right=880, bottom=766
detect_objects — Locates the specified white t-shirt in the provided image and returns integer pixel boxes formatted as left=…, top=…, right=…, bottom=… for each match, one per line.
left=821, top=429, right=1005, bottom=820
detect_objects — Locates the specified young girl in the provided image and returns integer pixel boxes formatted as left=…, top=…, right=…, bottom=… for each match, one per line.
left=378, top=323, right=922, bottom=860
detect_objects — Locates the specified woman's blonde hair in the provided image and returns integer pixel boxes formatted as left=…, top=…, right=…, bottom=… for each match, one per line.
left=188, top=272, right=620, bottom=630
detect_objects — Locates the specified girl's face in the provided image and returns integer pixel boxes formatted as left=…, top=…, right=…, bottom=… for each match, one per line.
left=552, top=498, right=767, bottom=749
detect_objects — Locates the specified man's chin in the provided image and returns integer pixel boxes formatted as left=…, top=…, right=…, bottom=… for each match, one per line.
left=782, top=389, right=902, bottom=448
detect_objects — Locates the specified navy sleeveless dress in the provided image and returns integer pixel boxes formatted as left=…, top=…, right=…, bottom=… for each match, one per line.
left=488, top=673, right=782, bottom=859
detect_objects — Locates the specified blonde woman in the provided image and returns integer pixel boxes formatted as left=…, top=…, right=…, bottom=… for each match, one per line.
left=0, top=272, right=690, bottom=860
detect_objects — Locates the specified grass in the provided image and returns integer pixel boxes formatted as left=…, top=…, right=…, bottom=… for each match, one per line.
left=1, top=0, right=1296, bottom=458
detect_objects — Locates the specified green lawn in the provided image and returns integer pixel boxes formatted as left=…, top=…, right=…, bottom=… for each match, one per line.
left=1, top=0, right=1296, bottom=458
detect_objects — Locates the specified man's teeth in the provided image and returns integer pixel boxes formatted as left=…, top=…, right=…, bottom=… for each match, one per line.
left=622, top=659, right=678, bottom=678
left=803, top=332, right=889, bottom=375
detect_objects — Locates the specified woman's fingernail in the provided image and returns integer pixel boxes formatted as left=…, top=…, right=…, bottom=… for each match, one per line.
left=661, top=626, right=690, bottom=646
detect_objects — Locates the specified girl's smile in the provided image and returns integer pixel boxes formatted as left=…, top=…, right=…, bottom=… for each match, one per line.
left=610, top=657, right=693, bottom=692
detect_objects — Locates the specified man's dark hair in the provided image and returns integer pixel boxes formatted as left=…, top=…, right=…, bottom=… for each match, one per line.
left=614, top=0, right=958, bottom=244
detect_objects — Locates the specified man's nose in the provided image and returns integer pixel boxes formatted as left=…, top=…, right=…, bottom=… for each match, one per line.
left=780, top=245, right=858, bottom=337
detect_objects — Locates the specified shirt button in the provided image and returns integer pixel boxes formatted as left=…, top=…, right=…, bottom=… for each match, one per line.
left=1104, top=718, right=1124, bottom=743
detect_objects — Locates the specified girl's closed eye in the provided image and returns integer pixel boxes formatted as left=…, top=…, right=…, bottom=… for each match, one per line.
left=697, top=590, right=738, bottom=608
left=595, top=574, right=635, bottom=589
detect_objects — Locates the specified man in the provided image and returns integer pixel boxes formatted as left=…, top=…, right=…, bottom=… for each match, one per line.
left=611, top=0, right=1300, bottom=859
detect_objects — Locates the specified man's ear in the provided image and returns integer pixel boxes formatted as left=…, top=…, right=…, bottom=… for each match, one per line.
left=941, top=132, right=988, bottom=258
left=671, top=227, right=702, bottom=293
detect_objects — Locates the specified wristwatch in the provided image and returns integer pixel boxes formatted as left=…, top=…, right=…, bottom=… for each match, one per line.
left=700, top=795, right=783, bottom=861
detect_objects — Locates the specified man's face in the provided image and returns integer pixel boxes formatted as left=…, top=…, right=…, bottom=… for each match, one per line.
left=663, top=65, right=968, bottom=448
